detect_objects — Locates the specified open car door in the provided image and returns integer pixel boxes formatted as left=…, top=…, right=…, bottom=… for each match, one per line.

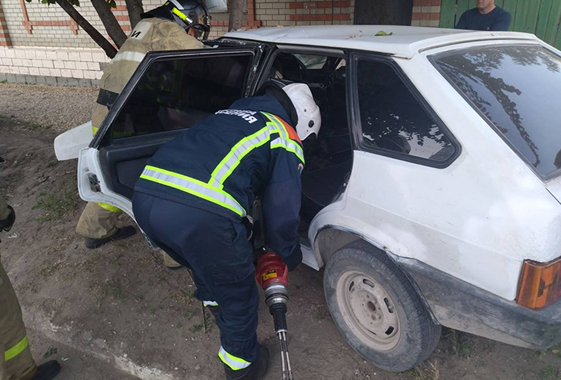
left=77, top=47, right=262, bottom=218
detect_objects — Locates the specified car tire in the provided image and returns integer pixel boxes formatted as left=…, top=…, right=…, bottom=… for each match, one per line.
left=323, top=240, right=441, bottom=372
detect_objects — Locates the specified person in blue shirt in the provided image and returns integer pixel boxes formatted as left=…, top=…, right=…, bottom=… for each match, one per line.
left=455, top=0, right=511, bottom=31
left=132, top=82, right=321, bottom=380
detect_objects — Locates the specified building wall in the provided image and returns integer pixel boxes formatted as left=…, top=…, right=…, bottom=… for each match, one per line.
left=255, top=0, right=354, bottom=28
left=0, top=0, right=426, bottom=86
left=2, top=0, right=126, bottom=48
left=411, top=0, right=441, bottom=28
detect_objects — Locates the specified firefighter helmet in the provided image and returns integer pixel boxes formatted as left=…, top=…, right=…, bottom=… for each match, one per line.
left=142, top=0, right=211, bottom=40
left=282, top=83, right=322, bottom=141
left=256, top=80, right=322, bottom=141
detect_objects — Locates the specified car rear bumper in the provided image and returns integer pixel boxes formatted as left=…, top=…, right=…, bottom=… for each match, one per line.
left=397, top=257, right=561, bottom=350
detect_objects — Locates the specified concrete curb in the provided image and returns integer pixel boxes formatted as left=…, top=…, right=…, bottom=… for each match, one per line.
left=27, top=311, right=185, bottom=380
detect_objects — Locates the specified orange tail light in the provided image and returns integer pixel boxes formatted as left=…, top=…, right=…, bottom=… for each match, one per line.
left=517, top=258, right=561, bottom=309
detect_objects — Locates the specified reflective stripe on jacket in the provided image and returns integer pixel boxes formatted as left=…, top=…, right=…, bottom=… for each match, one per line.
left=134, top=94, right=304, bottom=260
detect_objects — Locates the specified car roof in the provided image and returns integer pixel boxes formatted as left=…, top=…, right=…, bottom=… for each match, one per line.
left=224, top=25, right=540, bottom=58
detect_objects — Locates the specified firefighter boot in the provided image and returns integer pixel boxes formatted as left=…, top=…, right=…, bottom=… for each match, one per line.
left=224, top=345, right=269, bottom=380
left=84, top=226, right=137, bottom=249
left=33, top=360, right=61, bottom=380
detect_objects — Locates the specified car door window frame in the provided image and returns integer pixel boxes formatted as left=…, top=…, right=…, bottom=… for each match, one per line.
left=349, top=52, right=461, bottom=169
left=253, top=45, right=347, bottom=92
left=91, top=47, right=260, bottom=149
left=254, top=45, right=356, bottom=151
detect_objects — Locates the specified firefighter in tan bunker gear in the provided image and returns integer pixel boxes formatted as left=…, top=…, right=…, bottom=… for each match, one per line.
left=0, top=196, right=61, bottom=380
left=75, top=0, right=211, bottom=263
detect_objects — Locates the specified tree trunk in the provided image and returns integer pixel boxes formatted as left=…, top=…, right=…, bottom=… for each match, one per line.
left=124, top=0, right=143, bottom=29
left=90, top=0, right=127, bottom=48
left=228, top=0, right=244, bottom=31
left=55, top=0, right=117, bottom=58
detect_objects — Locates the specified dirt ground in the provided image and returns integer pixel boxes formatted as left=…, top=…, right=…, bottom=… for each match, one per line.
left=1, top=83, right=561, bottom=380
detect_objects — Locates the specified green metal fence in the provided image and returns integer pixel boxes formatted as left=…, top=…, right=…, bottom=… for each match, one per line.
left=439, top=0, right=561, bottom=50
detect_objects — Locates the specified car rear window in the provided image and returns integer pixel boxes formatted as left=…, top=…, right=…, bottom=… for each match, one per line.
left=356, top=58, right=458, bottom=165
left=433, top=45, right=561, bottom=179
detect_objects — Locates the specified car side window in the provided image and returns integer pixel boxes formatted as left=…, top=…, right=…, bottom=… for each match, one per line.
left=110, top=53, right=253, bottom=139
left=356, top=58, right=457, bottom=164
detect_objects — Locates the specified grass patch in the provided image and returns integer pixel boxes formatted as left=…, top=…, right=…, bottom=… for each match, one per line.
left=407, top=361, right=440, bottom=380
left=314, top=308, right=329, bottom=322
left=106, top=279, right=124, bottom=299
left=33, top=178, right=79, bottom=222
left=445, top=329, right=472, bottom=359
left=540, top=366, right=559, bottom=379
left=185, top=309, right=195, bottom=320
left=40, top=262, right=62, bottom=277
left=43, top=347, right=58, bottom=359
left=189, top=324, right=203, bottom=333
left=26, top=122, right=48, bottom=131
left=78, top=257, right=97, bottom=273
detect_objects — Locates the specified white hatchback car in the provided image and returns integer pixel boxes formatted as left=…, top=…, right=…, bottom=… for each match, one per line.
left=56, top=25, right=561, bottom=372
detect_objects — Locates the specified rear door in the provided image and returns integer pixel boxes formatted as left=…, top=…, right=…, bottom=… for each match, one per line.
left=78, top=47, right=261, bottom=217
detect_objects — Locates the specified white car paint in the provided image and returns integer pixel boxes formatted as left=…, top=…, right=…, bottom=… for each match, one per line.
left=306, top=38, right=561, bottom=300
left=67, top=26, right=561, bottom=304
left=225, top=25, right=538, bottom=59
left=54, top=121, right=93, bottom=161
left=77, top=148, right=133, bottom=215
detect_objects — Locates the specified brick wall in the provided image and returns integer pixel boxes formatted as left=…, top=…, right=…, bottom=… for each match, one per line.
left=0, top=46, right=109, bottom=85
left=2, top=0, right=131, bottom=48
left=411, top=0, right=441, bottom=27
left=0, top=0, right=358, bottom=86
left=255, top=0, right=354, bottom=28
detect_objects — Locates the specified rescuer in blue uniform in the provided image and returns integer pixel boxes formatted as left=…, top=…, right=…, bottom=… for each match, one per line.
left=455, top=0, right=511, bottom=31
left=132, top=82, right=321, bottom=380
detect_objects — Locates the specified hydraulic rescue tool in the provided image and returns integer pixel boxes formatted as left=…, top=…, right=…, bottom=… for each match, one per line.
left=255, top=252, right=295, bottom=380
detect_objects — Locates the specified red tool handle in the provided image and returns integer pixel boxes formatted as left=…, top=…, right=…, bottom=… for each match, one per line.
left=255, top=252, right=288, bottom=288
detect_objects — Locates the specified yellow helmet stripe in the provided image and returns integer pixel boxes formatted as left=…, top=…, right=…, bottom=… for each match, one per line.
left=172, top=7, right=192, bottom=23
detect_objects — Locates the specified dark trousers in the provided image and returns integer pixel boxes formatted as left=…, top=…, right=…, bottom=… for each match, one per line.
left=132, top=192, right=260, bottom=363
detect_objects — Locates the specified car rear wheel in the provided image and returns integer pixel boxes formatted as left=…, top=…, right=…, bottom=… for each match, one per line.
left=324, top=240, right=441, bottom=372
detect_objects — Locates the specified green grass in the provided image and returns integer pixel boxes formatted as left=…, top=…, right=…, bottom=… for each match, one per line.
left=540, top=366, right=555, bottom=378
left=406, top=361, right=440, bottom=380
left=540, top=366, right=559, bottom=379
left=23, top=121, right=50, bottom=131
left=43, top=347, right=58, bottom=359
left=33, top=179, right=79, bottom=222
left=445, top=329, right=472, bottom=358
left=40, top=262, right=62, bottom=277
left=106, top=279, right=124, bottom=299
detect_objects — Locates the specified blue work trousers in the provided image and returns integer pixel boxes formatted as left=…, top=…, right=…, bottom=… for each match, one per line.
left=132, top=192, right=260, bottom=363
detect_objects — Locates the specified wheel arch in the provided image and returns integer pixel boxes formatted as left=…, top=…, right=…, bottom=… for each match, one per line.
left=314, top=225, right=440, bottom=325
left=313, top=225, right=396, bottom=267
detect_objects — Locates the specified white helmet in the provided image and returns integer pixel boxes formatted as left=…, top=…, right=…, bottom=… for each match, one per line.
left=282, top=83, right=322, bottom=141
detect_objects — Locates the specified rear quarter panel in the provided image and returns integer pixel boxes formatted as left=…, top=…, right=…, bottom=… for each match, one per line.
left=310, top=45, right=561, bottom=300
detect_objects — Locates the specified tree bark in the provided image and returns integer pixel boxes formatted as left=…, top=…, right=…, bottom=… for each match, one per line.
left=55, top=0, right=117, bottom=58
left=228, top=0, right=244, bottom=31
left=90, top=0, right=127, bottom=48
left=124, top=0, right=143, bottom=29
